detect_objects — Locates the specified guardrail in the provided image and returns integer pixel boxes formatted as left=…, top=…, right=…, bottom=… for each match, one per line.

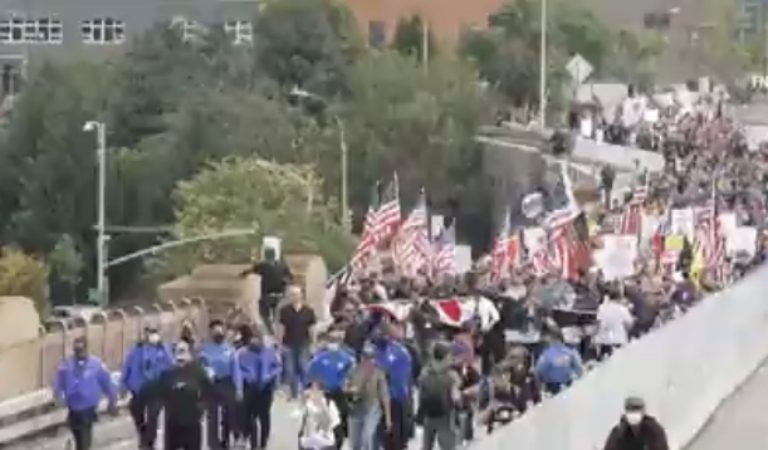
left=470, top=264, right=768, bottom=450
left=0, top=298, right=208, bottom=446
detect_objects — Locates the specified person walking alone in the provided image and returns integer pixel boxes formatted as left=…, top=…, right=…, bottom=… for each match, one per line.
left=54, top=337, right=118, bottom=450
left=603, top=396, right=669, bottom=450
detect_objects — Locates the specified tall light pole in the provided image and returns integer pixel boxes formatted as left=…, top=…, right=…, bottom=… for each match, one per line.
left=289, top=87, right=351, bottom=232
left=539, top=0, right=548, bottom=128
left=83, top=121, right=108, bottom=306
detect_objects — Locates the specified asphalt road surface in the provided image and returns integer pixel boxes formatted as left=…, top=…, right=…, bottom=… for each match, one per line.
left=685, top=361, right=768, bottom=450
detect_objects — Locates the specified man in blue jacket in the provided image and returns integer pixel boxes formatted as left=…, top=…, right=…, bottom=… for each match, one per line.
left=374, top=324, right=413, bottom=450
left=55, top=336, right=118, bottom=450
left=306, top=331, right=356, bottom=449
left=238, top=327, right=282, bottom=450
left=121, top=325, right=174, bottom=450
left=535, top=329, right=583, bottom=395
left=200, top=319, right=243, bottom=450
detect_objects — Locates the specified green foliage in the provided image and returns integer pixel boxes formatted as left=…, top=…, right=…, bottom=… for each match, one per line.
left=0, top=247, right=51, bottom=315
left=254, top=0, right=364, bottom=95
left=392, top=15, right=438, bottom=61
left=153, top=156, right=354, bottom=280
left=49, top=234, right=83, bottom=286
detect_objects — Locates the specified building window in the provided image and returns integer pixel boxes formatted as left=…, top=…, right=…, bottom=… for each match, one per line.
left=170, top=16, right=206, bottom=43
left=368, top=21, right=386, bottom=48
left=224, top=20, right=253, bottom=45
left=0, top=17, right=62, bottom=44
left=82, top=18, right=125, bottom=44
left=644, top=12, right=671, bottom=29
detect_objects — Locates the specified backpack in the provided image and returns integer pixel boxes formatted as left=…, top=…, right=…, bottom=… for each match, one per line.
left=419, top=368, right=454, bottom=418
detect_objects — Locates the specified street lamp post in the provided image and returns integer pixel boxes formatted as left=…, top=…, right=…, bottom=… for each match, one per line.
left=539, top=0, right=548, bottom=128
left=83, top=121, right=108, bottom=306
left=290, top=87, right=351, bottom=232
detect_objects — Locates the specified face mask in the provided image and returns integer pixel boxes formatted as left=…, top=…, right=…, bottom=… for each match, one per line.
left=625, top=412, right=644, bottom=426
left=148, top=333, right=161, bottom=345
left=250, top=341, right=263, bottom=350
left=327, top=342, right=340, bottom=351
left=175, top=351, right=191, bottom=365
left=212, top=332, right=225, bottom=343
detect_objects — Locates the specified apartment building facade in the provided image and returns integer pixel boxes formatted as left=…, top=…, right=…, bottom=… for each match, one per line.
left=0, top=0, right=262, bottom=98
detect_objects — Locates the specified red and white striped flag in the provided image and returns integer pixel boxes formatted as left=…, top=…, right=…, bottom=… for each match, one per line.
left=619, top=185, right=647, bottom=236
left=544, top=207, right=589, bottom=280
left=431, top=222, right=456, bottom=278
left=350, top=183, right=381, bottom=272
left=373, top=175, right=401, bottom=246
left=392, top=190, right=430, bottom=277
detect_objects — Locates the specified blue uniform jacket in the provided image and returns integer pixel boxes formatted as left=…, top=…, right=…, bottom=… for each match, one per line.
left=121, top=343, right=174, bottom=394
left=375, top=339, right=413, bottom=401
left=238, top=345, right=282, bottom=391
left=199, top=341, right=243, bottom=393
left=54, top=356, right=117, bottom=412
left=535, top=343, right=583, bottom=385
left=306, top=347, right=356, bottom=392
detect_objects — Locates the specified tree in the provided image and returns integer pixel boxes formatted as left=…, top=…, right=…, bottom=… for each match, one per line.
left=0, top=247, right=50, bottom=315
left=254, top=0, right=364, bottom=96
left=49, top=234, right=83, bottom=305
left=392, top=15, right=438, bottom=61
left=151, top=156, right=354, bottom=281
left=460, top=0, right=613, bottom=111
left=341, top=51, right=494, bottom=246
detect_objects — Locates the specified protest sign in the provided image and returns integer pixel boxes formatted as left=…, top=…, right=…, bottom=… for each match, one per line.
left=726, top=227, right=757, bottom=257
left=671, top=208, right=695, bottom=240
left=598, top=234, right=638, bottom=281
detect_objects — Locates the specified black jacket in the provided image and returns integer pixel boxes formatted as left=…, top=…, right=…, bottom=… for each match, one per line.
left=603, top=416, right=669, bottom=450
left=158, top=362, right=212, bottom=426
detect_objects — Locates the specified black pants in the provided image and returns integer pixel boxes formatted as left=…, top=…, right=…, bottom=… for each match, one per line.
left=68, top=408, right=96, bottom=450
left=383, top=399, right=407, bottom=450
left=324, top=390, right=348, bottom=450
left=129, top=388, right=162, bottom=449
left=165, top=420, right=202, bottom=450
left=206, top=379, right=237, bottom=450
left=259, top=295, right=280, bottom=334
left=245, top=384, right=274, bottom=449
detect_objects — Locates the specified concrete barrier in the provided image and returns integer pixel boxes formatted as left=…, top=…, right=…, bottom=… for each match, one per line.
left=471, top=264, right=768, bottom=450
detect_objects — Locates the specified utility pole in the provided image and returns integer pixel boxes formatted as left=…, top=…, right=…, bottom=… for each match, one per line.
left=84, top=121, right=108, bottom=306
left=422, top=18, right=430, bottom=70
left=539, top=0, right=548, bottom=128
left=761, top=0, right=767, bottom=78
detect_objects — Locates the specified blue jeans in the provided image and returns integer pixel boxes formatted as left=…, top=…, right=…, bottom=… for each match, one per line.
left=283, top=345, right=309, bottom=399
left=348, top=404, right=382, bottom=450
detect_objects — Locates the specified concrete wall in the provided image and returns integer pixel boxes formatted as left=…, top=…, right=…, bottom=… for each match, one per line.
left=0, top=298, right=208, bottom=402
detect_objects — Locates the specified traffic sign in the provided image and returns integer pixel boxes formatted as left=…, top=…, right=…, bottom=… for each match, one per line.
left=566, top=54, right=593, bottom=85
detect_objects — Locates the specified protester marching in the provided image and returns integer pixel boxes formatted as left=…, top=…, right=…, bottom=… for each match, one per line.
left=52, top=87, right=768, bottom=450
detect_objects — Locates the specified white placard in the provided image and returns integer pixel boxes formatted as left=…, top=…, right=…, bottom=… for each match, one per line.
left=727, top=227, right=757, bottom=257
left=599, top=234, right=638, bottom=281
left=671, top=209, right=695, bottom=241
left=643, top=109, right=660, bottom=123
left=430, top=215, right=444, bottom=238
left=523, top=227, right=548, bottom=252
left=640, top=214, right=660, bottom=249
left=718, top=213, right=738, bottom=239
left=262, top=236, right=282, bottom=260
left=455, top=245, right=472, bottom=274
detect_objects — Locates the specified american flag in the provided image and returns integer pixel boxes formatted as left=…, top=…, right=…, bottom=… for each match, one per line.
left=544, top=207, right=590, bottom=280
left=695, top=201, right=725, bottom=278
left=431, top=221, right=456, bottom=278
left=373, top=174, right=401, bottom=245
left=619, top=185, right=648, bottom=235
left=491, top=207, right=511, bottom=281
left=349, top=183, right=381, bottom=272
left=392, top=190, right=430, bottom=277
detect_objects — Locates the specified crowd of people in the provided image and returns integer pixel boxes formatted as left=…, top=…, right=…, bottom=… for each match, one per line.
left=51, top=88, right=768, bottom=450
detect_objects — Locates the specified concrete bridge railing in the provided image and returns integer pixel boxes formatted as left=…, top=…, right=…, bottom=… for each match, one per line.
left=470, top=264, right=768, bottom=450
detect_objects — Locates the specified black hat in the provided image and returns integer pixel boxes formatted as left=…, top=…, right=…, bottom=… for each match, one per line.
left=624, top=396, right=646, bottom=411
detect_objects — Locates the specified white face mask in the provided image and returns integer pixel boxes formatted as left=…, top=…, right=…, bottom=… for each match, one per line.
left=327, top=342, right=340, bottom=351
left=625, top=412, right=644, bottom=426
left=148, top=333, right=161, bottom=345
